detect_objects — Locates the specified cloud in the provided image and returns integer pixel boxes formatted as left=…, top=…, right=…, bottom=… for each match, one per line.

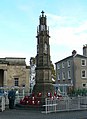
left=18, top=5, right=29, bottom=12
left=0, top=50, right=34, bottom=65
left=47, top=13, right=87, bottom=63
left=74, top=21, right=87, bottom=33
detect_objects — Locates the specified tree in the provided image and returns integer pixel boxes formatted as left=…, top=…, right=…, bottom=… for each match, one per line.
left=50, top=61, right=56, bottom=83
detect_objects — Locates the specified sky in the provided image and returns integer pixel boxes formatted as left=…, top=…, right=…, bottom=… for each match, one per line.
left=0, top=0, right=87, bottom=65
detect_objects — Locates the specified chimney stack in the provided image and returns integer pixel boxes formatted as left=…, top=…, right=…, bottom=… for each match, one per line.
left=72, top=50, right=77, bottom=56
left=83, top=44, right=87, bottom=57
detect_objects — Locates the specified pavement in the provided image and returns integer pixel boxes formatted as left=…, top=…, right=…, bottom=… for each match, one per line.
left=0, top=108, right=87, bottom=119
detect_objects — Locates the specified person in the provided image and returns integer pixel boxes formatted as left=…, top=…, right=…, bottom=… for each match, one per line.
left=8, top=88, right=16, bottom=109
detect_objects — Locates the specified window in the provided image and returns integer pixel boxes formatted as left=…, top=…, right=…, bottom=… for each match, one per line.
left=62, top=62, right=64, bottom=68
left=68, top=71, right=71, bottom=79
left=14, top=78, right=19, bottom=86
left=44, top=43, right=47, bottom=54
left=62, top=72, right=65, bottom=80
left=57, top=73, right=60, bottom=80
left=41, top=25, right=45, bottom=31
left=67, top=61, right=70, bottom=67
left=81, top=70, right=86, bottom=78
left=81, top=59, right=86, bottom=66
left=82, top=83, right=86, bottom=88
left=57, top=64, right=60, bottom=69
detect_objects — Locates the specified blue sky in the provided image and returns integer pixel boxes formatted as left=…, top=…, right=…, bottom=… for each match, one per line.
left=0, top=0, right=87, bottom=65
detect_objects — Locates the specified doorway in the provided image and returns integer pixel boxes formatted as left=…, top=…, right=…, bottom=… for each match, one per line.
left=0, top=69, right=4, bottom=87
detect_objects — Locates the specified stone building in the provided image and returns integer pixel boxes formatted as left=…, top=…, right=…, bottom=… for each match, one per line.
left=0, top=57, right=30, bottom=92
left=55, top=45, right=87, bottom=95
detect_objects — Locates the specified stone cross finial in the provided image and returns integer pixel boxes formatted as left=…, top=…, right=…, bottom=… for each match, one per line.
left=41, top=10, right=44, bottom=16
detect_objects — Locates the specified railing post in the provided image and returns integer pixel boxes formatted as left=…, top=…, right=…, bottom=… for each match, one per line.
left=54, top=98, right=57, bottom=112
left=45, top=98, right=47, bottom=114
left=1, top=96, right=5, bottom=111
left=23, top=88, right=24, bottom=99
left=78, top=97, right=80, bottom=110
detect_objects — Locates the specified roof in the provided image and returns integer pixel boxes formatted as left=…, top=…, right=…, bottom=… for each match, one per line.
left=5, top=57, right=26, bottom=59
left=55, top=54, right=87, bottom=64
left=0, top=57, right=26, bottom=65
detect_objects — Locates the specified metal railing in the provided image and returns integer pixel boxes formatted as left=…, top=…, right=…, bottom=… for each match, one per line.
left=0, top=94, right=26, bottom=111
left=15, top=92, right=31, bottom=104
left=42, top=96, right=87, bottom=114
left=0, top=96, right=5, bottom=111
left=15, top=95, right=24, bottom=104
left=0, top=87, right=30, bottom=111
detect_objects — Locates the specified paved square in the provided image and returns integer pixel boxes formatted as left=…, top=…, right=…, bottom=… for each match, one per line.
left=0, top=109, right=87, bottom=119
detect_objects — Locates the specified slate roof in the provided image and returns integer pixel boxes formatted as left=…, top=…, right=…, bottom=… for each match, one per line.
left=55, top=54, right=87, bottom=64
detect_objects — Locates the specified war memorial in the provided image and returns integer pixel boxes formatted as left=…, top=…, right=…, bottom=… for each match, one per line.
left=18, top=11, right=55, bottom=107
left=32, top=11, right=55, bottom=99
left=1, top=11, right=87, bottom=119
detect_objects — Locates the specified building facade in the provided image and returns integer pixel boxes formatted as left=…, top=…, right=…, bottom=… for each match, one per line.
left=0, top=57, right=30, bottom=92
left=55, top=45, right=87, bottom=95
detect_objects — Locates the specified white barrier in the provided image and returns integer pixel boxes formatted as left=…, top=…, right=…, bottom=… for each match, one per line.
left=42, top=96, right=87, bottom=114
left=15, top=93, right=31, bottom=104
left=15, top=95, right=24, bottom=104
left=0, top=96, right=5, bottom=111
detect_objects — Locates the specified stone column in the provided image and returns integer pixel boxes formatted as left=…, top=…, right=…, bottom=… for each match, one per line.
left=4, top=69, right=7, bottom=86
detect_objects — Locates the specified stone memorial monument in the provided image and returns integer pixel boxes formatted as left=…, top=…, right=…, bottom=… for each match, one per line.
left=33, top=11, right=55, bottom=101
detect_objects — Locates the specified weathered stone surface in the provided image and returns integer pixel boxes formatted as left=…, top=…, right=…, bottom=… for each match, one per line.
left=0, top=57, right=30, bottom=92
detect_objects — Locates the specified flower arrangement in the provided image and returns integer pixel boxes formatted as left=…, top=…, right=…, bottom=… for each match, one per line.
left=20, top=92, right=63, bottom=106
